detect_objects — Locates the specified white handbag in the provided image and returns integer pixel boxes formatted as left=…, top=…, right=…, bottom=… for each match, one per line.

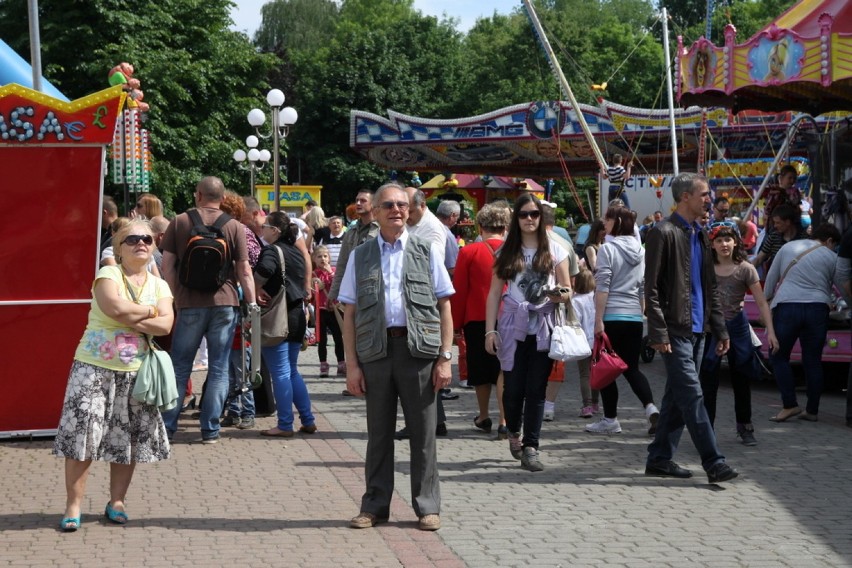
left=548, top=301, right=592, bottom=362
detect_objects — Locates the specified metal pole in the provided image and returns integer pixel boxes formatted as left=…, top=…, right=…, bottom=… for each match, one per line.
left=662, top=8, right=679, bottom=175
left=27, top=0, right=43, bottom=92
left=272, top=108, right=281, bottom=212
left=249, top=165, right=255, bottom=196
left=522, top=0, right=607, bottom=173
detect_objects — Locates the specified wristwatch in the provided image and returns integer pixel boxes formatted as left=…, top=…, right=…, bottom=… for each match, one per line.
left=439, top=350, right=452, bottom=361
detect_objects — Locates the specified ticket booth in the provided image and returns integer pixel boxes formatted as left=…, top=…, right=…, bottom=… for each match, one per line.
left=0, top=84, right=124, bottom=437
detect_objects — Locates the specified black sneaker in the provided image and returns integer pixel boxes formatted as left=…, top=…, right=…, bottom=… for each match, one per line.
left=645, top=460, right=692, bottom=478
left=237, top=416, right=255, bottom=430
left=707, top=462, right=739, bottom=483
left=738, top=425, right=757, bottom=446
left=221, top=416, right=241, bottom=428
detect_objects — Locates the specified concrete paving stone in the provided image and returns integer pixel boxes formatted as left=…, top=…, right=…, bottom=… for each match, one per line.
left=8, top=349, right=852, bottom=567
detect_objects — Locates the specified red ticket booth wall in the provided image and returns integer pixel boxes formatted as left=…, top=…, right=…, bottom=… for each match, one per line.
left=0, top=84, right=124, bottom=436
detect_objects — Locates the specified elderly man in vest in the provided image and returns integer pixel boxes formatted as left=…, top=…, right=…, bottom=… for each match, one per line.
left=339, top=182, right=454, bottom=532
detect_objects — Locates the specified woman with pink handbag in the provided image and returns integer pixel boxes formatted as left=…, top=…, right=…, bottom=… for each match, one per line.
left=585, top=206, right=660, bottom=436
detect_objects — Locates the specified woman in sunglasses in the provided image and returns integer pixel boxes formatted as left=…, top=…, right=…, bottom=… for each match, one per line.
left=53, top=219, right=174, bottom=531
left=485, top=194, right=572, bottom=472
left=254, top=211, right=317, bottom=438
left=700, top=222, right=777, bottom=444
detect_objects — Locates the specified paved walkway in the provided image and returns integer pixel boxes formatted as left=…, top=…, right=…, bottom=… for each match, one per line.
left=2, top=344, right=851, bottom=567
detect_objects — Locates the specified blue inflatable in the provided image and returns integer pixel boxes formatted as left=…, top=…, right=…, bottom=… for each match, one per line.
left=0, top=38, right=68, bottom=101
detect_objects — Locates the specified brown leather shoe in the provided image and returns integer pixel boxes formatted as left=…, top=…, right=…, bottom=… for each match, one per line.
left=349, top=512, right=388, bottom=529
left=260, top=427, right=294, bottom=437
left=418, top=514, right=441, bottom=531
left=299, top=424, right=318, bottom=434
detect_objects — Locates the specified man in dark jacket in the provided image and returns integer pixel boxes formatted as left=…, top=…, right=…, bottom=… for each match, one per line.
left=644, top=173, right=739, bottom=484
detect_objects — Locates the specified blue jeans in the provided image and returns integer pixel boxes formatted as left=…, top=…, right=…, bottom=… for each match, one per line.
left=700, top=311, right=757, bottom=425
left=770, top=303, right=829, bottom=415
left=647, top=333, right=725, bottom=471
left=227, top=347, right=255, bottom=418
left=162, top=306, right=239, bottom=440
left=261, top=341, right=314, bottom=431
left=608, top=185, right=630, bottom=209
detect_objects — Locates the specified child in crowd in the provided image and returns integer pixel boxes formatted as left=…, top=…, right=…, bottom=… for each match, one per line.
left=572, top=269, right=599, bottom=418
left=700, top=222, right=778, bottom=446
left=603, top=153, right=633, bottom=209
left=312, top=246, right=345, bottom=377
left=543, top=269, right=598, bottom=421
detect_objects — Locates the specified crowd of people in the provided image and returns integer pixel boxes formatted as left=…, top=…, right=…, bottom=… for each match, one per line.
left=54, top=170, right=850, bottom=533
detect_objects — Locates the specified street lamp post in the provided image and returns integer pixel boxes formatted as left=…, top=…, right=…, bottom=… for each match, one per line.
left=247, top=89, right=298, bottom=211
left=233, top=135, right=271, bottom=194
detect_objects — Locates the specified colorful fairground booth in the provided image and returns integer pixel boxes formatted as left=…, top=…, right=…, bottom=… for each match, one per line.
left=677, top=0, right=852, bottom=226
left=0, top=84, right=125, bottom=437
left=350, top=99, right=841, bottom=225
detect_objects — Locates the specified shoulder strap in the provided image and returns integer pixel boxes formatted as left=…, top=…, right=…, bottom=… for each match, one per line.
left=274, top=243, right=286, bottom=283
left=777, top=243, right=823, bottom=286
left=187, top=209, right=205, bottom=229
left=211, top=212, right=232, bottom=231
left=483, top=239, right=497, bottom=257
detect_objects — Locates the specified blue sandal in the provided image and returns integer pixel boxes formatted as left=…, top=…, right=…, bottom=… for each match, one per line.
left=104, top=503, right=128, bottom=524
left=60, top=516, right=80, bottom=532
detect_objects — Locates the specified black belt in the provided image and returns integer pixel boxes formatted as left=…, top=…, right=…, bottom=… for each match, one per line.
left=387, top=327, right=408, bottom=338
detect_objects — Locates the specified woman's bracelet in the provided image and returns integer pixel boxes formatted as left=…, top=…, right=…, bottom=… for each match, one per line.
left=484, top=330, right=500, bottom=337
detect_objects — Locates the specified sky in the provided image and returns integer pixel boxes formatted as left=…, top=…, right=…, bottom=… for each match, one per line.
left=229, top=0, right=521, bottom=37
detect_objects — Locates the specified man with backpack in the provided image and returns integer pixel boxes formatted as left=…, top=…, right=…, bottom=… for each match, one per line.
left=159, top=176, right=257, bottom=444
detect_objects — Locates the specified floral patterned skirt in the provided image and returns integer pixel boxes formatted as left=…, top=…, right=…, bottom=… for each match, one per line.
left=52, top=360, right=170, bottom=464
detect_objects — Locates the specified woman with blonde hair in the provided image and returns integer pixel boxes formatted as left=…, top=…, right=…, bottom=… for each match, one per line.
left=53, top=218, right=174, bottom=531
left=132, top=193, right=164, bottom=220
left=305, top=206, right=330, bottom=248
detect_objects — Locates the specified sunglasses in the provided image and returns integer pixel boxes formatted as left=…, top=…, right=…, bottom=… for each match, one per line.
left=517, top=210, right=541, bottom=220
left=262, top=223, right=280, bottom=230
left=122, top=234, right=154, bottom=246
left=378, top=201, right=409, bottom=211
left=708, top=221, right=740, bottom=238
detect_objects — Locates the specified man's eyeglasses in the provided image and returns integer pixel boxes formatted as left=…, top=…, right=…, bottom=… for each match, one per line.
left=518, top=210, right=541, bottom=220
left=121, top=234, right=154, bottom=246
left=378, top=201, right=409, bottom=211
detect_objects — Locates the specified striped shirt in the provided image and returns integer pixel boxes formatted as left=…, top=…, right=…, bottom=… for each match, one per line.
left=606, top=165, right=626, bottom=186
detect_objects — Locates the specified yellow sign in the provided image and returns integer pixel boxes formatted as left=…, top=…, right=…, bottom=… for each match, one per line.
left=255, top=185, right=322, bottom=214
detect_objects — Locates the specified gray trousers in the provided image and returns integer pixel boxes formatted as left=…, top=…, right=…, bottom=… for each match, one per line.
left=360, top=336, right=440, bottom=518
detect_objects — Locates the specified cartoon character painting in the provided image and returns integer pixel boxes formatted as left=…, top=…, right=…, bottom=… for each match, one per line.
left=748, top=35, right=803, bottom=84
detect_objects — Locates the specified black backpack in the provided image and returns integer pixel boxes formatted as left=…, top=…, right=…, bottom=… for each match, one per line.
left=179, top=209, right=232, bottom=291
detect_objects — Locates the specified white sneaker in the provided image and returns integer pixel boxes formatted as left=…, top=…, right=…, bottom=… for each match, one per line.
left=543, top=410, right=555, bottom=422
left=585, top=418, right=622, bottom=434
left=543, top=402, right=555, bottom=422
left=645, top=404, right=660, bottom=435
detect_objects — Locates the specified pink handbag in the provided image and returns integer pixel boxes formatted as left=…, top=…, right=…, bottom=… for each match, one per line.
left=589, top=332, right=628, bottom=390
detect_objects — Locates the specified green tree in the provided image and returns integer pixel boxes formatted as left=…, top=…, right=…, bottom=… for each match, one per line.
left=0, top=0, right=278, bottom=213
left=254, top=0, right=339, bottom=53
left=276, top=1, right=464, bottom=211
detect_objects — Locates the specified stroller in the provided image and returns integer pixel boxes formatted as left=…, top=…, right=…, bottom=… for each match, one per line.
left=229, top=301, right=263, bottom=401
